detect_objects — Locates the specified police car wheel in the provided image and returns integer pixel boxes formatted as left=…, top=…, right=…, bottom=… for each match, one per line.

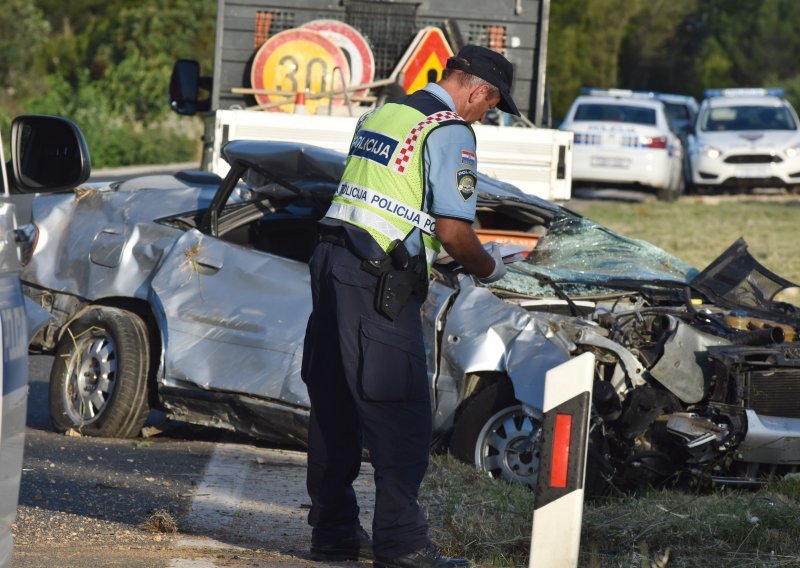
left=657, top=176, right=683, bottom=202
left=450, top=382, right=541, bottom=489
left=49, top=306, right=150, bottom=438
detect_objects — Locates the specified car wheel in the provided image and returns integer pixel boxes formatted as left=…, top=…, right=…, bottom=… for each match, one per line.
left=449, top=382, right=541, bottom=488
left=675, top=172, right=686, bottom=198
left=49, top=307, right=150, bottom=438
left=657, top=174, right=683, bottom=202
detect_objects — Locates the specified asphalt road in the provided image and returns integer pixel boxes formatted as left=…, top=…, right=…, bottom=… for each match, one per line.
left=14, top=355, right=223, bottom=567
left=13, top=356, right=375, bottom=568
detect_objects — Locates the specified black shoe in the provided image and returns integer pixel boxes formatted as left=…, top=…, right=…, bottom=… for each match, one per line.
left=373, top=544, right=469, bottom=568
left=311, top=526, right=373, bottom=561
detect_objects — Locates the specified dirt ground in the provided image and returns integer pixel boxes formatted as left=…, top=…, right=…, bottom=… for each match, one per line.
left=13, top=444, right=377, bottom=568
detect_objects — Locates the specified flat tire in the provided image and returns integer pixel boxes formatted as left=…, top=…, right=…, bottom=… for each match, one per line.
left=49, top=307, right=150, bottom=438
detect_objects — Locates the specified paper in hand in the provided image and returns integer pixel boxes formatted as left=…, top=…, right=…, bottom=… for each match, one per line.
left=434, top=241, right=529, bottom=266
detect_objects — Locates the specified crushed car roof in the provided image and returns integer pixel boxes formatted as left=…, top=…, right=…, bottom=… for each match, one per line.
left=220, top=139, right=562, bottom=220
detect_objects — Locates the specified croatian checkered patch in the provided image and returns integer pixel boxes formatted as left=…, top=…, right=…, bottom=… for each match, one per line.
left=391, top=111, right=464, bottom=174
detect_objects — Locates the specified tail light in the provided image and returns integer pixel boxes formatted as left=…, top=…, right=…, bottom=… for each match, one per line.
left=643, top=136, right=668, bottom=149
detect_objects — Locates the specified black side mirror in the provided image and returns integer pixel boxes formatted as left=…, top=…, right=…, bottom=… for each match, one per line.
left=170, top=59, right=212, bottom=116
left=11, top=115, right=91, bottom=193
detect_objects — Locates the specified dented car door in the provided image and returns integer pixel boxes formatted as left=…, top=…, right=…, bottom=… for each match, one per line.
left=150, top=228, right=311, bottom=407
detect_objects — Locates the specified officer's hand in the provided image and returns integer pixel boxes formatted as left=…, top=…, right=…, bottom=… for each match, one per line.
left=477, top=244, right=507, bottom=284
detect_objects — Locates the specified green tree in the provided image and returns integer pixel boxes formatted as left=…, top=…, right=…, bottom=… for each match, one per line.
left=14, top=0, right=216, bottom=167
left=618, top=0, right=699, bottom=94
left=548, top=0, right=800, bottom=116
left=78, top=0, right=215, bottom=122
left=548, top=0, right=649, bottom=120
left=0, top=0, right=50, bottom=141
left=0, top=0, right=50, bottom=89
left=674, top=0, right=800, bottom=107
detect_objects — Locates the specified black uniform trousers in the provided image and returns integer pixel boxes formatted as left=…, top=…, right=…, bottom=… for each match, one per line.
left=301, top=238, right=432, bottom=559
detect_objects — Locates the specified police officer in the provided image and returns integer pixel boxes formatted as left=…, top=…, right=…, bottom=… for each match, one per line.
left=302, top=45, right=520, bottom=568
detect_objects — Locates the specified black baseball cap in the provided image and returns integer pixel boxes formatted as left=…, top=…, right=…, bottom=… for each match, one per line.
left=446, top=45, right=520, bottom=116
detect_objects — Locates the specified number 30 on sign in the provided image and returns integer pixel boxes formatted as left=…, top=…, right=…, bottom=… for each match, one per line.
left=251, top=29, right=351, bottom=114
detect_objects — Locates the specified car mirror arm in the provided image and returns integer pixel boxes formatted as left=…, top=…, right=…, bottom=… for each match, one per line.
left=203, top=162, right=248, bottom=236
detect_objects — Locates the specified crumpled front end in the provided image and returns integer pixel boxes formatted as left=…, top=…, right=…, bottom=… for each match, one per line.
left=425, top=275, right=579, bottom=434
left=438, top=213, right=800, bottom=490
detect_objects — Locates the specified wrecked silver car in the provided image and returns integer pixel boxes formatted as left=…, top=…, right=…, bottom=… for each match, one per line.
left=22, top=139, right=800, bottom=492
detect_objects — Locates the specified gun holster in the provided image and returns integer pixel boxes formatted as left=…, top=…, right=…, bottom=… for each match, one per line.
left=375, top=269, right=419, bottom=320
left=369, top=240, right=427, bottom=321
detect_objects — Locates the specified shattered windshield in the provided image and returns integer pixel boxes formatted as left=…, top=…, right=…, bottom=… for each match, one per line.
left=494, top=214, right=700, bottom=297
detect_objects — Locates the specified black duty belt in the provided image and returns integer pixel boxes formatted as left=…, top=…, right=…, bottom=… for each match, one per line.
left=319, top=226, right=427, bottom=319
left=319, top=230, right=348, bottom=248
left=319, top=229, right=394, bottom=277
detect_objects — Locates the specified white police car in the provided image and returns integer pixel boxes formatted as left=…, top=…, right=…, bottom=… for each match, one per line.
left=687, top=88, right=800, bottom=192
left=560, top=89, right=685, bottom=201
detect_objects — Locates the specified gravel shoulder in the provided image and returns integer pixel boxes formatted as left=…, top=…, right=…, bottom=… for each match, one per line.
left=13, top=428, right=375, bottom=567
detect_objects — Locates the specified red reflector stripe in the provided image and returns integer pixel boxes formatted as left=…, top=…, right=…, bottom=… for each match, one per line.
left=550, top=413, right=572, bottom=488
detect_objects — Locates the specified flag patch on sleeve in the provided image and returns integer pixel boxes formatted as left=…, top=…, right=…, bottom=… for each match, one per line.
left=456, top=168, right=476, bottom=201
left=460, top=149, right=476, bottom=167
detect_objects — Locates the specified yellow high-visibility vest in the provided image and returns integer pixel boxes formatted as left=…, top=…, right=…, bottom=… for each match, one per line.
left=326, top=102, right=470, bottom=269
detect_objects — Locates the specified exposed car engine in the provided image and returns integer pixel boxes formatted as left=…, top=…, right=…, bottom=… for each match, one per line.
left=529, top=237, right=800, bottom=492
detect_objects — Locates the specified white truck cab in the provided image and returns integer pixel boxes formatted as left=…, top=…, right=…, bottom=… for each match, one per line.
left=169, top=0, right=573, bottom=202
left=197, top=108, right=573, bottom=200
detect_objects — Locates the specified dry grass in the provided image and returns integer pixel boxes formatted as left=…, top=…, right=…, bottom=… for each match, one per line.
left=421, top=454, right=533, bottom=567
left=582, top=481, right=800, bottom=567
left=139, top=509, right=178, bottom=534
left=421, top=457, right=800, bottom=567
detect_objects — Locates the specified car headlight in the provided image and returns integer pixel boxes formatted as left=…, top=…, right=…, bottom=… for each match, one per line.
left=785, top=146, right=800, bottom=159
left=701, top=145, right=722, bottom=159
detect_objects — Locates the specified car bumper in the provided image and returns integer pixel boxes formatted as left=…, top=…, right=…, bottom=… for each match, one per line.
left=690, top=154, right=800, bottom=187
left=736, top=409, right=800, bottom=464
left=571, top=147, right=676, bottom=189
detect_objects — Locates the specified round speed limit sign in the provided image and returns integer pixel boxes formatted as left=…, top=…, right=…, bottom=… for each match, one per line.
left=251, top=29, right=351, bottom=114
left=301, top=20, right=375, bottom=98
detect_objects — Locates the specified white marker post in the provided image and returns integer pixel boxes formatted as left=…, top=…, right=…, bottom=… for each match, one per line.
left=529, top=352, right=595, bottom=567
